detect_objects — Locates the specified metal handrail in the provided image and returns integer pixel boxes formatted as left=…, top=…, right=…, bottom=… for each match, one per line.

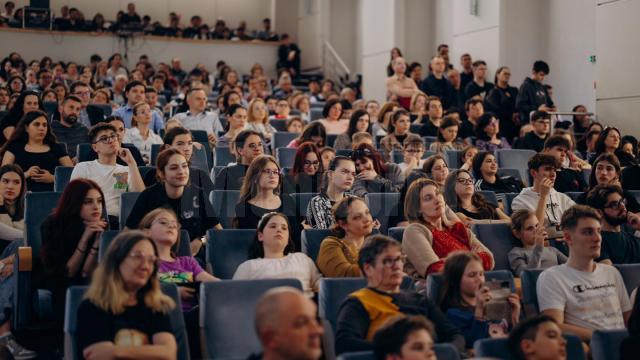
left=323, top=40, right=351, bottom=75
left=322, top=40, right=351, bottom=86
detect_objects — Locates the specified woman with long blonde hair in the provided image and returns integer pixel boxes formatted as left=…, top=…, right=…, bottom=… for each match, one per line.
left=246, top=98, right=276, bottom=143
left=77, top=230, right=177, bottom=359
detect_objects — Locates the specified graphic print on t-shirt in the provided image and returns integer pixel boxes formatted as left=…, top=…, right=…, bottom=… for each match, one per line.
left=159, top=271, right=194, bottom=283
left=113, top=172, right=129, bottom=190
left=114, top=328, right=149, bottom=346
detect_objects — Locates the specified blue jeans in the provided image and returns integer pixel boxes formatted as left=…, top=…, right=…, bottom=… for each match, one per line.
left=0, top=241, right=20, bottom=325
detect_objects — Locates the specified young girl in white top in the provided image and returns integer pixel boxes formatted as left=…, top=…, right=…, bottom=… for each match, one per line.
left=233, top=212, right=322, bottom=296
left=123, top=102, right=162, bottom=164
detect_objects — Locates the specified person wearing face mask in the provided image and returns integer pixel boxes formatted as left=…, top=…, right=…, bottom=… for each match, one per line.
left=316, top=196, right=375, bottom=277
left=50, top=95, right=88, bottom=160
left=586, top=184, right=640, bottom=265
left=439, top=252, right=521, bottom=351
left=335, top=235, right=465, bottom=355
left=126, top=149, right=222, bottom=258
left=511, top=154, right=576, bottom=241
left=373, top=315, right=438, bottom=360
left=351, top=143, right=404, bottom=197
left=282, top=142, right=324, bottom=194
left=381, top=109, right=412, bottom=161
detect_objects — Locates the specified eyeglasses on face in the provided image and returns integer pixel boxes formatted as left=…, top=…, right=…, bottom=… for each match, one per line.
left=379, top=255, right=407, bottom=267
left=456, top=178, right=474, bottom=185
left=261, top=169, right=280, bottom=176
left=128, top=251, right=157, bottom=265
left=93, top=134, right=118, bottom=144
left=605, top=198, right=626, bottom=209
left=303, top=160, right=320, bottom=167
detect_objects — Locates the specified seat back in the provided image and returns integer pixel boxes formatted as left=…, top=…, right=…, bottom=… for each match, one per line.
left=150, top=143, right=162, bottom=165
left=498, top=168, right=524, bottom=184
left=272, top=132, right=298, bottom=151
left=471, top=223, right=516, bottom=271
left=119, top=192, right=141, bottom=229
left=77, top=143, right=93, bottom=163
left=206, top=229, right=256, bottom=279
left=327, top=134, right=338, bottom=147
left=290, top=192, right=319, bottom=218
left=269, top=119, right=288, bottom=132
left=502, top=192, right=519, bottom=215
left=365, top=192, right=401, bottom=235
left=301, top=229, right=332, bottom=262
left=444, top=150, right=462, bottom=168
left=338, top=344, right=459, bottom=360
left=521, top=268, right=544, bottom=316
left=54, top=166, right=74, bottom=192
left=99, top=229, right=191, bottom=261
left=209, top=190, right=240, bottom=229
left=387, top=227, right=404, bottom=243
left=591, top=329, right=629, bottom=360
left=191, top=142, right=211, bottom=171
left=200, top=279, right=303, bottom=359
left=214, top=146, right=235, bottom=167
left=276, top=147, right=297, bottom=168
left=318, top=278, right=367, bottom=331
left=64, top=283, right=190, bottom=360
left=25, top=191, right=61, bottom=257
left=614, top=264, right=640, bottom=295
left=496, top=149, right=536, bottom=186
left=476, top=190, right=499, bottom=207
left=138, top=166, right=156, bottom=179
left=190, top=130, right=208, bottom=143
left=474, top=334, right=584, bottom=360
left=311, top=108, right=323, bottom=121
left=426, top=270, right=514, bottom=303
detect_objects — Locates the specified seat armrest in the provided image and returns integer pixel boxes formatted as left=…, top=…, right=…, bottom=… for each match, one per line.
left=13, top=246, right=33, bottom=330
left=18, top=246, right=32, bottom=271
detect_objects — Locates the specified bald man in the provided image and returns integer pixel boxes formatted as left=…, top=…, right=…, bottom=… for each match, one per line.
left=251, top=287, right=324, bottom=360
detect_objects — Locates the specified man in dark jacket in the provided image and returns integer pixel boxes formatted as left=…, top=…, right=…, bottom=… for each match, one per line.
left=516, top=60, right=557, bottom=123
left=421, top=56, right=456, bottom=110
left=515, top=111, right=551, bottom=152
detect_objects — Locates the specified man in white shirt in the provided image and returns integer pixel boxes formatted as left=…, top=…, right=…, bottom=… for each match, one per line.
left=173, top=87, right=223, bottom=145
left=70, top=123, right=145, bottom=229
left=537, top=205, right=631, bottom=342
left=512, top=153, right=575, bottom=240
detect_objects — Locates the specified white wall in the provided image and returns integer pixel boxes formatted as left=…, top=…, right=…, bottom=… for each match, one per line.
left=328, top=0, right=358, bottom=73
left=12, top=0, right=273, bottom=31
left=401, top=0, right=434, bottom=67
left=296, top=0, right=323, bottom=70
left=360, top=0, right=396, bottom=101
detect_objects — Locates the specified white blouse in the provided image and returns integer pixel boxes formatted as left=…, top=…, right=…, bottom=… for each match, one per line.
left=123, top=127, right=163, bottom=164
left=232, top=252, right=323, bottom=296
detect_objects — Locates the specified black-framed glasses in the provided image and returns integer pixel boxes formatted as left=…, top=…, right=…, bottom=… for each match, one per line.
left=605, top=198, right=626, bottom=209
left=262, top=169, right=280, bottom=176
left=456, top=178, right=474, bottom=185
left=303, top=160, right=320, bottom=167
left=380, top=255, right=407, bottom=267
left=93, top=134, right=118, bottom=144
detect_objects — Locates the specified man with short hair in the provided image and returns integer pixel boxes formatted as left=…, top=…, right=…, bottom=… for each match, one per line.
left=36, top=68, right=53, bottom=91
left=50, top=95, right=88, bottom=159
left=516, top=111, right=551, bottom=152
left=464, top=60, right=494, bottom=101
left=458, top=98, right=484, bottom=140
left=543, top=135, right=588, bottom=193
left=418, top=97, right=443, bottom=138
left=112, top=80, right=164, bottom=132
left=586, top=184, right=640, bottom=264
left=112, top=74, right=128, bottom=106
left=71, top=123, right=145, bottom=229
left=507, top=315, right=567, bottom=360
left=421, top=56, right=456, bottom=110
left=537, top=205, right=631, bottom=342
left=170, top=58, right=187, bottom=84
left=119, top=2, right=141, bottom=27
left=69, top=81, right=93, bottom=127
left=459, top=53, right=473, bottom=90
left=214, top=130, right=265, bottom=190
left=512, top=153, right=575, bottom=240
left=250, top=287, right=323, bottom=360
left=173, top=88, right=223, bottom=144
left=516, top=60, right=557, bottom=123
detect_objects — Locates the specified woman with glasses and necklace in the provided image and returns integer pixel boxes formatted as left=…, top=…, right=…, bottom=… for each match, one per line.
left=335, top=234, right=465, bottom=355
left=282, top=142, right=324, bottom=194
left=443, top=169, right=509, bottom=223
left=126, top=149, right=222, bottom=259
left=76, top=231, right=177, bottom=359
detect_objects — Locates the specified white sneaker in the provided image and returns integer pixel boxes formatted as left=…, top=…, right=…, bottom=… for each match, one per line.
left=0, top=334, right=37, bottom=360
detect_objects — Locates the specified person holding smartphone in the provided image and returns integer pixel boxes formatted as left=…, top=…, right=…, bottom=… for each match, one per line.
left=439, top=251, right=520, bottom=351
left=71, top=122, right=146, bottom=229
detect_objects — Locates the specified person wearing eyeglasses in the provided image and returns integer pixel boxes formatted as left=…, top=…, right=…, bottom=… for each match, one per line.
left=123, top=102, right=163, bottom=165
left=40, top=179, right=108, bottom=332
left=443, top=169, right=509, bottom=224
left=586, top=184, right=640, bottom=265
left=514, top=111, right=551, bottom=153
left=71, top=122, right=145, bottom=229
left=214, top=130, right=265, bottom=191
left=126, top=149, right=221, bottom=259
left=233, top=212, right=321, bottom=297
left=283, top=142, right=324, bottom=195
left=76, top=230, right=178, bottom=360
left=398, top=134, right=426, bottom=178
left=233, top=155, right=297, bottom=232
left=335, top=234, right=465, bottom=355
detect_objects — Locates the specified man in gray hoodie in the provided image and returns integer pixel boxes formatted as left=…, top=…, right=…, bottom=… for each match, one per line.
left=511, top=153, right=575, bottom=240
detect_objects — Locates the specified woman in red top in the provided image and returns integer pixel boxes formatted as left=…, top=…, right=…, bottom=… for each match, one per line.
left=401, top=178, right=494, bottom=278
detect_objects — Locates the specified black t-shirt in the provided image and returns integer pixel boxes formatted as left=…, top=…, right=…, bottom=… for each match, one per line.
left=76, top=299, right=172, bottom=357
left=282, top=173, right=322, bottom=195
left=622, top=165, right=640, bottom=190
left=125, top=183, right=220, bottom=239
left=143, top=167, right=214, bottom=196
left=597, top=231, right=640, bottom=264
left=475, top=176, right=523, bottom=194
left=7, top=141, right=68, bottom=192
left=515, top=131, right=547, bottom=153
left=233, top=195, right=296, bottom=230
left=419, top=121, right=439, bottom=137
left=458, top=119, right=475, bottom=140
left=464, top=80, right=494, bottom=101
left=554, top=168, right=588, bottom=193
left=214, top=164, right=249, bottom=191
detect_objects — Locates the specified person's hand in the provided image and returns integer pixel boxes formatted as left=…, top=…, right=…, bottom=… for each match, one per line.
left=357, top=169, right=377, bottom=181
left=117, top=148, right=137, bottom=166
left=508, top=293, right=521, bottom=325
left=0, top=257, right=13, bottom=279
left=24, top=166, right=40, bottom=179
left=190, top=239, right=203, bottom=257
left=179, top=286, right=195, bottom=301
left=83, top=341, right=116, bottom=360
left=538, top=104, right=552, bottom=112
left=372, top=219, right=381, bottom=230
left=628, top=213, right=640, bottom=231
left=474, top=286, right=491, bottom=319
left=207, top=133, right=217, bottom=147
left=533, top=225, right=547, bottom=247
left=192, top=142, right=203, bottom=150
left=539, top=177, right=553, bottom=198
left=31, top=169, right=53, bottom=183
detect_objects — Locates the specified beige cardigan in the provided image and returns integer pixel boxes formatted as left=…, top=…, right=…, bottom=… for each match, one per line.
left=401, top=222, right=494, bottom=279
